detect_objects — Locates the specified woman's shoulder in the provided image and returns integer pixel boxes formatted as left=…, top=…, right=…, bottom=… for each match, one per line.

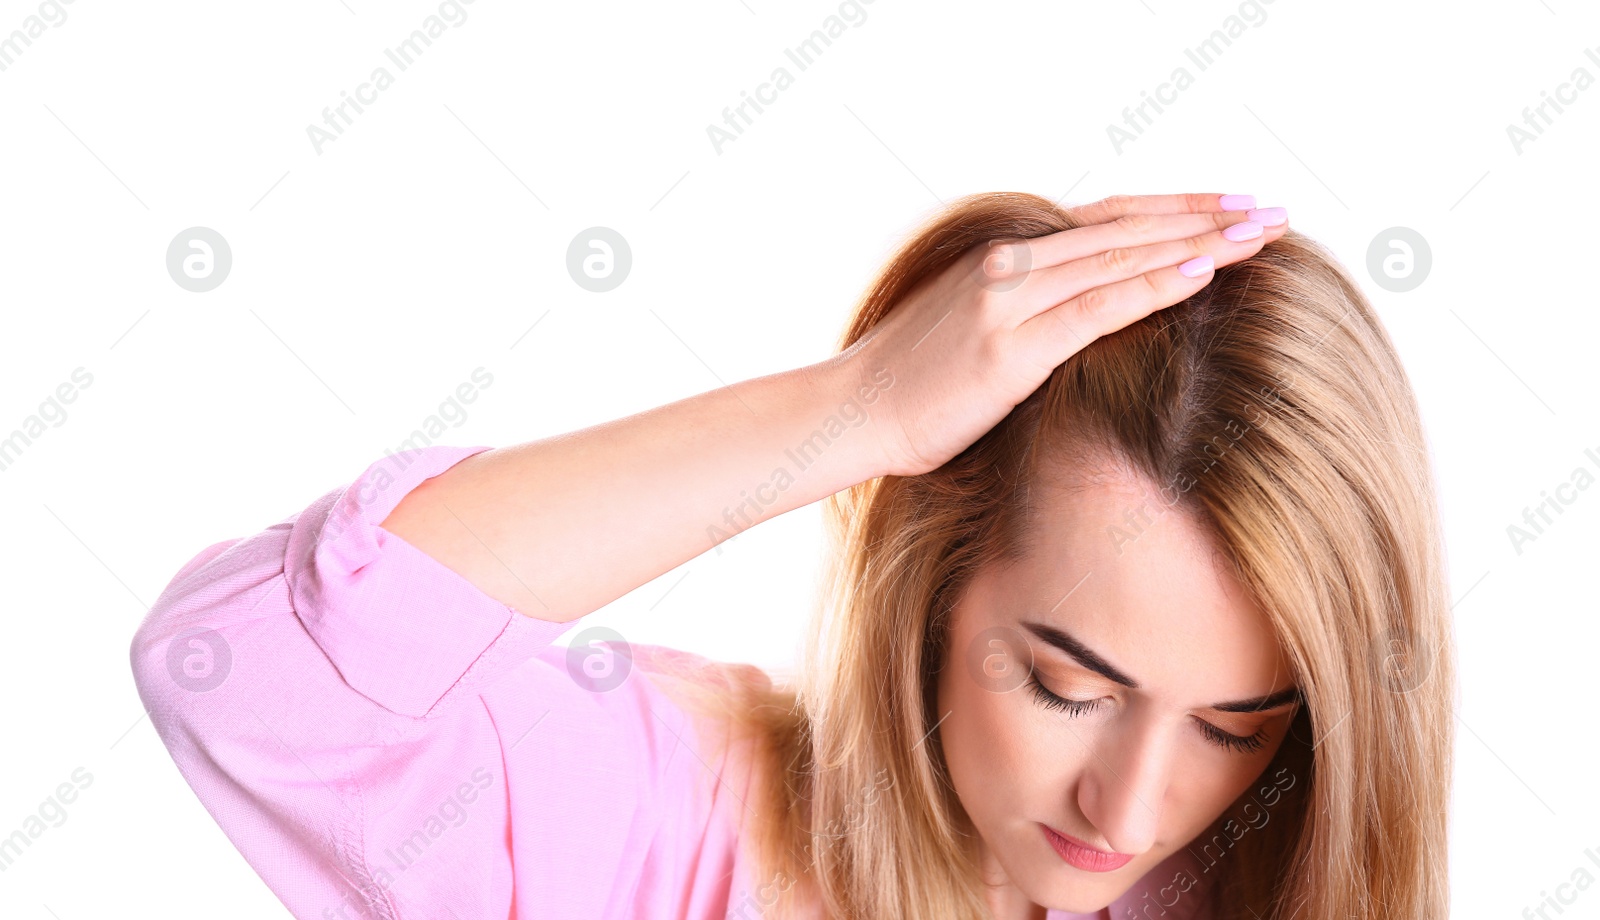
left=511, top=636, right=783, bottom=782
left=515, top=639, right=787, bottom=916
left=627, top=641, right=778, bottom=693
left=621, top=641, right=782, bottom=765
left=620, top=643, right=790, bottom=835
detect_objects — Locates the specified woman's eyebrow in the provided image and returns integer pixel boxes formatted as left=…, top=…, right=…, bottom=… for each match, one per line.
left=1019, top=620, right=1302, bottom=712
left=1208, top=686, right=1303, bottom=713
left=1020, top=621, right=1139, bottom=688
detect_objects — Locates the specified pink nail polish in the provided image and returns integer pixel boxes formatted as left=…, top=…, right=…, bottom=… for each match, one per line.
left=1223, top=220, right=1263, bottom=241
left=1178, top=255, right=1214, bottom=277
left=1218, top=194, right=1256, bottom=211
left=1247, top=207, right=1287, bottom=226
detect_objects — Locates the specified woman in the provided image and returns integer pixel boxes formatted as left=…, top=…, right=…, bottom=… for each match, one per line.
left=131, top=191, right=1455, bottom=919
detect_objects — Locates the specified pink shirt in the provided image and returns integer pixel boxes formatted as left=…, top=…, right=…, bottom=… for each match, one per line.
left=131, top=444, right=1217, bottom=920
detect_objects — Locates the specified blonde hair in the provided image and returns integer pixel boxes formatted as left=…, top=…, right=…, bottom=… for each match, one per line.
left=649, top=192, right=1456, bottom=920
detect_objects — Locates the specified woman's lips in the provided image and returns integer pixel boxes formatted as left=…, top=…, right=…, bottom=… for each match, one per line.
left=1041, top=824, right=1134, bottom=872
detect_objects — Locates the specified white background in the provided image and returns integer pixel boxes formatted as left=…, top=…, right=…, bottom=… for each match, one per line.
left=1, top=0, right=1595, bottom=916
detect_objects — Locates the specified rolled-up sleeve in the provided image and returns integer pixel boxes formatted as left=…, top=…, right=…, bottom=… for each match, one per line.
left=129, top=444, right=578, bottom=918
left=286, top=445, right=574, bottom=717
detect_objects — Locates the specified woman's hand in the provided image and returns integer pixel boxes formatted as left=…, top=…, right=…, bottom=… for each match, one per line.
left=840, top=193, right=1289, bottom=478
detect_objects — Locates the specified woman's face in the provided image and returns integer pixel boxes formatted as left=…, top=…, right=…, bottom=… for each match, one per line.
left=934, top=468, right=1301, bottom=914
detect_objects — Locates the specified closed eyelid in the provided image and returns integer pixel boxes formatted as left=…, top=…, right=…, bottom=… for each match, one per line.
left=1030, top=673, right=1273, bottom=754
left=1035, top=663, right=1118, bottom=698
left=1198, top=704, right=1296, bottom=746
left=1199, top=712, right=1270, bottom=734
left=1042, top=654, right=1288, bottom=712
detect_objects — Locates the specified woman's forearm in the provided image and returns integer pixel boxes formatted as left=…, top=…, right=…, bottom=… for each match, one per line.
left=377, top=352, right=894, bottom=624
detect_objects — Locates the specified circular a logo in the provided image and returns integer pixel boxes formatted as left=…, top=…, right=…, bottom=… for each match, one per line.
left=165, top=627, right=232, bottom=692
left=970, top=239, right=1033, bottom=293
left=1377, top=625, right=1435, bottom=695
left=963, top=625, right=1034, bottom=693
left=566, top=226, right=632, bottom=293
left=1365, top=226, right=1431, bottom=293
left=166, top=227, right=233, bottom=293
left=565, top=626, right=633, bottom=692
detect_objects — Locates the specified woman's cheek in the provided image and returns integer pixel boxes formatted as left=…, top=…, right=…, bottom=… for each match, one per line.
left=946, top=665, right=1023, bottom=777
left=983, top=683, right=1071, bottom=789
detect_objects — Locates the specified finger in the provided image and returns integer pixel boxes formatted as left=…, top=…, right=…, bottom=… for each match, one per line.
left=1010, top=226, right=1268, bottom=368
left=1015, top=216, right=1287, bottom=316
left=1062, top=192, right=1252, bottom=228
left=1015, top=207, right=1272, bottom=272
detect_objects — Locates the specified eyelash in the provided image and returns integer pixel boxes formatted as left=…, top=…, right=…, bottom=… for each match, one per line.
left=1025, top=673, right=1269, bottom=755
left=1026, top=672, right=1104, bottom=717
left=1196, top=720, right=1269, bottom=755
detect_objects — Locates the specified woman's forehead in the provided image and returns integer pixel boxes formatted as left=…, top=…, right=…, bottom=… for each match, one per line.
left=981, top=475, right=1292, bottom=701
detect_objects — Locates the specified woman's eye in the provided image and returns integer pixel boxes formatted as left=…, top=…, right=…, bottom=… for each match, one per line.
left=1026, top=673, right=1103, bottom=717
left=1195, top=718, right=1269, bottom=755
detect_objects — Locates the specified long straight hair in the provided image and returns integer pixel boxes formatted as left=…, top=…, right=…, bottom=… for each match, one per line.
left=647, top=192, right=1455, bottom=920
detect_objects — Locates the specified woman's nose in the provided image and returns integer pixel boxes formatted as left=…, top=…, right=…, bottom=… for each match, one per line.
left=1075, top=715, right=1175, bottom=855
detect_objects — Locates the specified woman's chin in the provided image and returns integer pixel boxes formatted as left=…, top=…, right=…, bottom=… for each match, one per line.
left=1027, top=861, right=1127, bottom=914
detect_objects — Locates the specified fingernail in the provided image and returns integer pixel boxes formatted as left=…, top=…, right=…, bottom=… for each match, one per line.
left=1178, top=255, right=1214, bottom=278
left=1223, top=220, right=1263, bottom=242
left=1247, top=207, right=1287, bottom=227
left=1218, top=194, right=1256, bottom=211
